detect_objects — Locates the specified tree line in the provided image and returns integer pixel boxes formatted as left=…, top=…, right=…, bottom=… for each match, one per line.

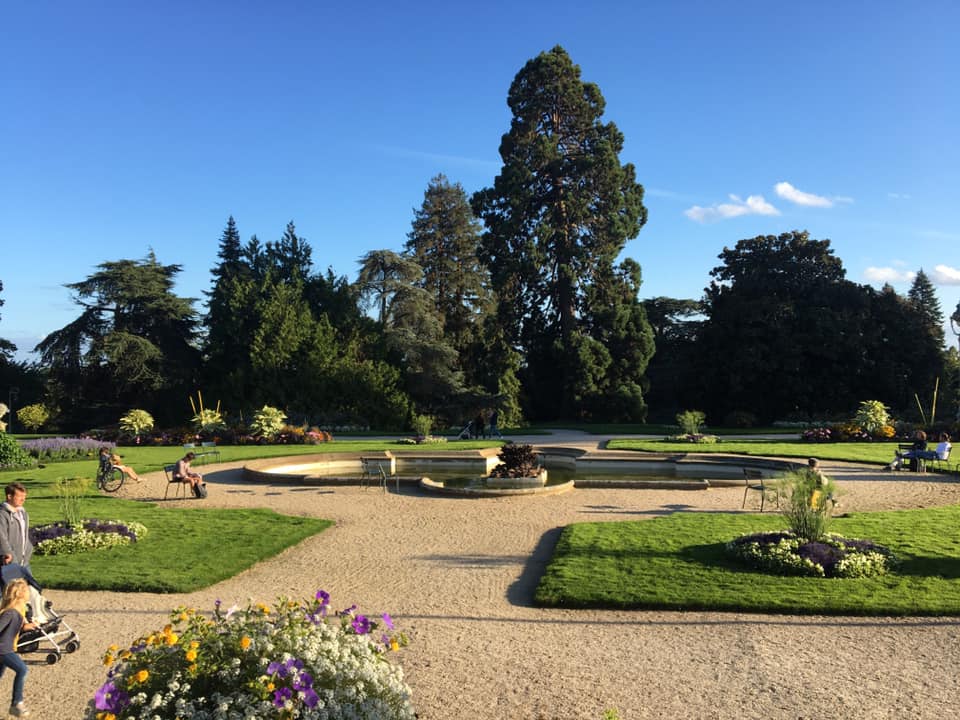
left=0, top=46, right=955, bottom=432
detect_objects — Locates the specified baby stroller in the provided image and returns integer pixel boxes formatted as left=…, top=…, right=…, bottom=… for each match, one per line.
left=1, top=563, right=80, bottom=664
left=457, top=420, right=473, bottom=440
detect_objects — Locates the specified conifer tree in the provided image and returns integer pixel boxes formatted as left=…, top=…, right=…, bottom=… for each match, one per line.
left=472, top=45, right=652, bottom=420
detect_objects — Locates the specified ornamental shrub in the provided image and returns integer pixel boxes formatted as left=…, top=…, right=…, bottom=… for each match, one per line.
left=55, top=476, right=90, bottom=526
left=16, top=403, right=49, bottom=432
left=86, top=591, right=414, bottom=720
left=0, top=433, right=32, bottom=470
left=250, top=405, right=287, bottom=440
left=675, top=409, right=706, bottom=435
left=410, top=413, right=433, bottom=437
left=119, top=409, right=155, bottom=440
left=776, top=468, right=837, bottom=542
left=489, top=443, right=540, bottom=478
left=854, top=400, right=892, bottom=436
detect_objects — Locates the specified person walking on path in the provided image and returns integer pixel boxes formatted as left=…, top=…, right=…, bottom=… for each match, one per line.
left=488, top=409, right=503, bottom=440
left=0, top=484, right=32, bottom=570
left=473, top=412, right=486, bottom=440
left=0, top=578, right=37, bottom=717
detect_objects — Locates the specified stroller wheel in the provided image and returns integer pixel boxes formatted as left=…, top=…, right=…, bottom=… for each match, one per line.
left=46, top=652, right=60, bottom=665
left=65, top=640, right=80, bottom=653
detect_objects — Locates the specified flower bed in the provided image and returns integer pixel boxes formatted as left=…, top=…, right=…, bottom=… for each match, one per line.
left=88, top=591, right=414, bottom=720
left=19, top=436, right=109, bottom=461
left=31, top=519, right=147, bottom=556
left=727, top=531, right=896, bottom=578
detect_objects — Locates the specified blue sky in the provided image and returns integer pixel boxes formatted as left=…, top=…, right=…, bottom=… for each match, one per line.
left=2, top=1, right=958, bottom=362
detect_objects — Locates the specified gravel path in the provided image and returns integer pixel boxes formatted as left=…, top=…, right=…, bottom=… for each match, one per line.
left=9, top=441, right=960, bottom=720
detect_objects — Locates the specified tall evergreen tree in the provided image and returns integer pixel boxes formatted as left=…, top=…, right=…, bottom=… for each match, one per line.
left=355, top=250, right=422, bottom=325
left=405, top=174, right=490, bottom=373
left=472, top=45, right=652, bottom=420
left=907, top=269, right=946, bottom=348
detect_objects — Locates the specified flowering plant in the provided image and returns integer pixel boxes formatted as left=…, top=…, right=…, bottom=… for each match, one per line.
left=87, top=590, right=414, bottom=720
left=32, top=519, right=147, bottom=556
left=727, top=531, right=896, bottom=578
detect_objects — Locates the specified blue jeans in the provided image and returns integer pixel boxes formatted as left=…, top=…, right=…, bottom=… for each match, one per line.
left=0, top=651, right=27, bottom=704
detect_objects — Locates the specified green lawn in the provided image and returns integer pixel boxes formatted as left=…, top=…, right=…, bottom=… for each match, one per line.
left=535, top=507, right=960, bottom=615
left=607, top=438, right=898, bottom=466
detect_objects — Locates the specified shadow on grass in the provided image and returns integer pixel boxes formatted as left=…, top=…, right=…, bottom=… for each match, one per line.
left=895, top=555, right=960, bottom=579
left=507, top=527, right=564, bottom=607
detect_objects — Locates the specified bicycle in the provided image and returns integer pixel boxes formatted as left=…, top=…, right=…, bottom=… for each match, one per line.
left=96, top=462, right=125, bottom=492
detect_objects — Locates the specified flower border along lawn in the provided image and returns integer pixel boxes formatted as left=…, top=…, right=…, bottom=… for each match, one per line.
left=534, top=506, right=960, bottom=615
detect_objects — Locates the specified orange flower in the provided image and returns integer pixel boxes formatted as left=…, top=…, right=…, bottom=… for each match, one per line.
left=240, top=636, right=251, bottom=650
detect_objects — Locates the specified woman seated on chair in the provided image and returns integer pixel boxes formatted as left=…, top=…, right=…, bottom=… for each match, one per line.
left=98, top=447, right=140, bottom=483
left=174, top=452, right=205, bottom=492
left=886, top=430, right=929, bottom=471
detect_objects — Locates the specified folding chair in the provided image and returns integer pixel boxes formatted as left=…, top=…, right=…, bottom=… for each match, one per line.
left=163, top=464, right=189, bottom=500
left=742, top=468, right=777, bottom=512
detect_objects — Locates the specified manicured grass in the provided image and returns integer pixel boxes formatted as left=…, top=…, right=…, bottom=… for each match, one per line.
left=535, top=507, right=960, bottom=615
left=34, top=501, right=331, bottom=593
left=608, top=438, right=898, bottom=466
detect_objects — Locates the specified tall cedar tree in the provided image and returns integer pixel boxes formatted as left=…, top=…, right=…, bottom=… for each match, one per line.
left=472, top=46, right=653, bottom=420
left=907, top=269, right=946, bottom=348
left=405, top=174, right=490, bottom=376
left=36, top=253, right=200, bottom=428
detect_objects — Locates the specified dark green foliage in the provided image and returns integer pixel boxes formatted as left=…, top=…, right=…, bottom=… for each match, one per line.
left=0, top=433, right=33, bottom=469
left=473, top=46, right=653, bottom=421
left=489, top=442, right=539, bottom=478
left=405, top=174, right=490, bottom=375
left=908, top=269, right=945, bottom=348
left=36, top=253, right=201, bottom=428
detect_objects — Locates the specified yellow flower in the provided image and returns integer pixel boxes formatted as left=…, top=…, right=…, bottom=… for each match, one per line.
left=120, top=650, right=131, bottom=660
left=240, top=636, right=252, bottom=650
left=257, top=603, right=270, bottom=614
left=178, top=612, right=189, bottom=622
left=266, top=682, right=275, bottom=692
left=107, top=644, right=119, bottom=653
left=135, top=669, right=149, bottom=683
left=166, top=632, right=179, bottom=646
left=185, top=649, right=198, bottom=662
left=390, top=638, right=399, bottom=652
left=102, top=654, right=114, bottom=666
left=187, top=663, right=198, bottom=674
left=189, top=640, right=200, bottom=650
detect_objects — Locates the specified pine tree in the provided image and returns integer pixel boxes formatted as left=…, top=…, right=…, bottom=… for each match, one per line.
left=907, top=269, right=945, bottom=348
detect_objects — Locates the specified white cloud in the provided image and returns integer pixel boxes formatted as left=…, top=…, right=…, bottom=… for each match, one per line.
left=684, top=194, right=780, bottom=223
left=832, top=195, right=854, bottom=204
left=774, top=181, right=833, bottom=208
left=864, top=267, right=917, bottom=284
left=887, top=192, right=912, bottom=200
left=931, top=265, right=960, bottom=285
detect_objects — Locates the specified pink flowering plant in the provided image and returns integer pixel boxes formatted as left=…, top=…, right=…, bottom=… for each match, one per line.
left=87, top=590, right=413, bottom=720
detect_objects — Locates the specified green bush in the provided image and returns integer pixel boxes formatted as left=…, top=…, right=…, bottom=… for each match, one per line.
left=17, top=403, right=50, bottom=432
left=410, top=414, right=433, bottom=437
left=250, top=405, right=287, bottom=440
left=0, top=433, right=32, bottom=469
left=55, top=476, right=90, bottom=525
left=675, top=409, right=706, bottom=435
left=119, top=409, right=155, bottom=439
left=854, top=400, right=892, bottom=436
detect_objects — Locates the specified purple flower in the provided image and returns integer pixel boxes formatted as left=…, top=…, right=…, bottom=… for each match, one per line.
left=303, top=688, right=319, bottom=707
left=94, top=681, right=130, bottom=713
left=267, top=661, right=286, bottom=677
left=284, top=658, right=304, bottom=671
left=351, top=614, right=372, bottom=635
left=381, top=613, right=394, bottom=630
left=273, top=687, right=293, bottom=708
left=315, top=589, right=330, bottom=606
left=292, top=671, right=314, bottom=691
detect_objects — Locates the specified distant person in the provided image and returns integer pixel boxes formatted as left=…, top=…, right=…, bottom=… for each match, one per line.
left=807, top=458, right=838, bottom=509
left=99, top=446, right=141, bottom=483
left=886, top=430, right=928, bottom=471
left=488, top=409, right=503, bottom=440
left=0, top=484, right=32, bottom=569
left=473, top=412, right=486, bottom=440
left=174, top=452, right=206, bottom=496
